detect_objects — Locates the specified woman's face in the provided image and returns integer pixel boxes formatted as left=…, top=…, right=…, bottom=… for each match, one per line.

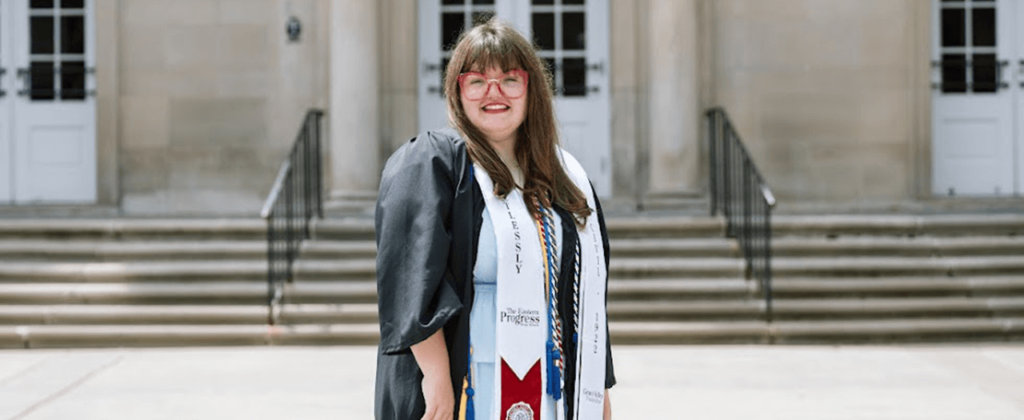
left=460, top=66, right=528, bottom=146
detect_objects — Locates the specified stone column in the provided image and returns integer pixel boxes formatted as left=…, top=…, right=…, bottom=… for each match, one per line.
left=328, top=0, right=380, bottom=210
left=646, top=0, right=701, bottom=196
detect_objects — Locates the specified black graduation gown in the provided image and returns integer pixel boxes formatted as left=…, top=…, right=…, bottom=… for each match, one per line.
left=374, top=128, right=616, bottom=420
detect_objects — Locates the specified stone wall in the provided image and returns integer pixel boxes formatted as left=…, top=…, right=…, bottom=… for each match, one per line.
left=116, top=0, right=328, bottom=215
left=102, top=0, right=938, bottom=216
left=710, top=0, right=928, bottom=209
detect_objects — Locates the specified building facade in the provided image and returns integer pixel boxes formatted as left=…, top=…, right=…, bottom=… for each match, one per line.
left=0, top=0, right=1018, bottom=216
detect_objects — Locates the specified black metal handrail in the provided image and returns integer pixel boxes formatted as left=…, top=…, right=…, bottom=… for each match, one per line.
left=707, top=108, right=777, bottom=322
left=261, top=109, right=325, bottom=325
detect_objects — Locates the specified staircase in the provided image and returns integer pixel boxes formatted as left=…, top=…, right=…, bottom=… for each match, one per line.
left=2, top=214, right=1024, bottom=348
left=0, top=218, right=380, bottom=348
left=610, top=214, right=1024, bottom=344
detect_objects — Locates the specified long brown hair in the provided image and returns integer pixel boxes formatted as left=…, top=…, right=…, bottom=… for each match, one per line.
left=445, top=18, right=591, bottom=225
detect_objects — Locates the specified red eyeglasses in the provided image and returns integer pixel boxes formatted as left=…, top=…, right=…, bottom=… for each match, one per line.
left=458, top=69, right=529, bottom=100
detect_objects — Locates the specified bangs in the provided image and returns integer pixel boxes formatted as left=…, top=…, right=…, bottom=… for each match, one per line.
left=460, top=33, right=525, bottom=73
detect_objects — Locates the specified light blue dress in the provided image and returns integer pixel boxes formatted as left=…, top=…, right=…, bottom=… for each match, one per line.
left=470, top=208, right=562, bottom=420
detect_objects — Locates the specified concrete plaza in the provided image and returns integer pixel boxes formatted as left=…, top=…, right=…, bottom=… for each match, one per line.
left=1, top=345, right=1023, bottom=419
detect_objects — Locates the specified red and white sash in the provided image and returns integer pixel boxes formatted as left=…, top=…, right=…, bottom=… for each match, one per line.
left=474, top=149, right=607, bottom=420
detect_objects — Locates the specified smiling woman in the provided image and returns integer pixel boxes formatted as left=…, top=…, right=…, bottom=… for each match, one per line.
left=374, top=18, right=615, bottom=420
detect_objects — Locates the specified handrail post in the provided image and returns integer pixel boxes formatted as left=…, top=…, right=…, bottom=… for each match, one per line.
left=722, top=121, right=733, bottom=236
left=314, top=112, right=324, bottom=219
left=708, top=109, right=719, bottom=216
left=302, top=122, right=312, bottom=240
left=765, top=205, right=773, bottom=323
left=266, top=212, right=274, bottom=324
left=742, top=159, right=751, bottom=278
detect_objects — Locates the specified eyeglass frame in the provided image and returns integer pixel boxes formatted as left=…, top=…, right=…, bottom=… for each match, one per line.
left=457, top=69, right=530, bottom=100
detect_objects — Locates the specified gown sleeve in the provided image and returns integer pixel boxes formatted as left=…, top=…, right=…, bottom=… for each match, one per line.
left=375, top=132, right=464, bottom=355
left=593, top=184, right=617, bottom=389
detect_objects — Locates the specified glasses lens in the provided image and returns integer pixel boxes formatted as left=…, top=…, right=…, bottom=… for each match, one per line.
left=500, top=74, right=525, bottom=98
left=461, top=72, right=527, bottom=99
left=463, top=74, right=488, bottom=99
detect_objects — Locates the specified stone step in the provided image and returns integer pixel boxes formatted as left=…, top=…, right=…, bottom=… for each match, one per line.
left=0, top=304, right=378, bottom=325
left=772, top=276, right=1024, bottom=297
left=768, top=317, right=1024, bottom=343
left=608, top=297, right=1024, bottom=321
left=607, top=278, right=755, bottom=299
left=300, top=241, right=377, bottom=259
left=772, top=214, right=1024, bottom=237
left=771, top=236, right=1024, bottom=257
left=609, top=258, right=744, bottom=278
left=609, top=317, right=1024, bottom=344
left=292, top=260, right=377, bottom=280
left=0, top=219, right=266, bottom=240
left=0, top=261, right=267, bottom=282
left=0, top=324, right=381, bottom=349
left=609, top=238, right=738, bottom=258
left=609, top=300, right=761, bottom=319
left=0, top=260, right=377, bottom=282
left=0, top=281, right=377, bottom=305
left=772, top=256, right=1024, bottom=277
left=609, top=236, right=1024, bottom=259
left=0, top=240, right=267, bottom=261
left=0, top=239, right=374, bottom=263
left=773, top=297, right=1024, bottom=319
left=603, top=217, right=725, bottom=239
left=311, top=218, right=376, bottom=241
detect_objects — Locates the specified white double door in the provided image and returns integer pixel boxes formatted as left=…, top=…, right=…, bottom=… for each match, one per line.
left=418, top=0, right=612, bottom=197
left=932, top=0, right=1024, bottom=196
left=0, top=0, right=96, bottom=205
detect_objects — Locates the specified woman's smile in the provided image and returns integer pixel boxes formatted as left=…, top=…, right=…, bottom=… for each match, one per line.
left=482, top=102, right=511, bottom=113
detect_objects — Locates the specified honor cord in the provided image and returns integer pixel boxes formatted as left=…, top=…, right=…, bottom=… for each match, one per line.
left=534, top=199, right=563, bottom=401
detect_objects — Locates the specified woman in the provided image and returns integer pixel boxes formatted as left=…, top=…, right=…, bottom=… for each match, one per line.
left=374, top=19, right=614, bottom=420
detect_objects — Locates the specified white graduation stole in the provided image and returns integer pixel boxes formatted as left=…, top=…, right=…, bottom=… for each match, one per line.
left=473, top=148, right=607, bottom=420
left=559, top=150, right=608, bottom=420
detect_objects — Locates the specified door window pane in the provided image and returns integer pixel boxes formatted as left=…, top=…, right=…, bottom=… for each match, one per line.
left=563, top=0, right=585, bottom=4
left=972, top=53, right=999, bottom=93
left=61, top=16, right=85, bottom=54
left=472, top=0, right=494, bottom=4
left=31, top=17, right=54, bottom=54
left=941, top=8, right=965, bottom=47
left=532, top=13, right=554, bottom=50
left=563, top=58, right=586, bottom=96
left=442, top=12, right=464, bottom=51
left=472, top=11, right=494, bottom=26
left=30, top=0, right=54, bottom=9
left=941, top=53, right=967, bottom=93
left=972, top=8, right=995, bottom=47
left=61, top=61, right=86, bottom=100
left=532, top=0, right=554, bottom=5
left=542, top=58, right=556, bottom=77
left=563, top=13, right=585, bottom=50
left=61, top=0, right=84, bottom=8
left=30, top=61, right=55, bottom=100
left=442, top=0, right=463, bottom=5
